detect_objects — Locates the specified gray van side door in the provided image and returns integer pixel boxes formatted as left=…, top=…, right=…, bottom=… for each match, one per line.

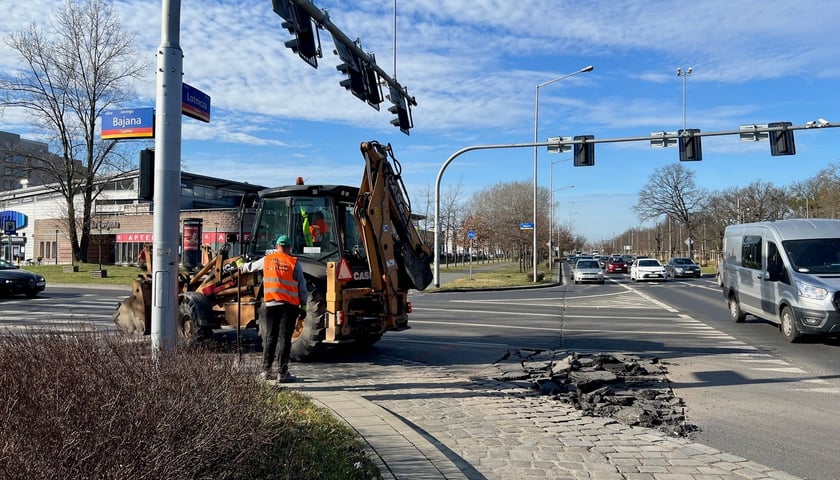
left=759, top=240, right=786, bottom=316
left=737, top=234, right=764, bottom=314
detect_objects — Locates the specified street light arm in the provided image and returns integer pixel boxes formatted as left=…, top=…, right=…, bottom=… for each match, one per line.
left=537, top=65, right=595, bottom=89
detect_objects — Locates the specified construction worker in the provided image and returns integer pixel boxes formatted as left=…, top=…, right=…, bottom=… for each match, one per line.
left=301, top=209, right=329, bottom=247
left=239, top=234, right=307, bottom=383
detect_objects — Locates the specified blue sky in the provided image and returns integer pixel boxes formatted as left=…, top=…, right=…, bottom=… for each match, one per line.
left=2, top=0, right=840, bottom=241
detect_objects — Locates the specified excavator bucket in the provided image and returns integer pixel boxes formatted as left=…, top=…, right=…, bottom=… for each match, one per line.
left=112, top=275, right=152, bottom=334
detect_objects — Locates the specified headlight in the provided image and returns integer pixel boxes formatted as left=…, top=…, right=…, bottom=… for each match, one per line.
left=795, top=280, right=828, bottom=300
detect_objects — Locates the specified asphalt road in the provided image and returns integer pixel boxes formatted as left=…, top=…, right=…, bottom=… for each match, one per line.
left=386, top=273, right=839, bottom=479
left=4, top=278, right=839, bottom=479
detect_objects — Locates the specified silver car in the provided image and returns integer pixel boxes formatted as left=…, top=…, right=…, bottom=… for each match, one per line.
left=573, top=259, right=604, bottom=284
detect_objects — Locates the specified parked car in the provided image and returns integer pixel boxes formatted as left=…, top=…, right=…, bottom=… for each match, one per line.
left=573, top=258, right=605, bottom=284
left=630, top=258, right=668, bottom=281
left=605, top=258, right=628, bottom=273
left=664, top=257, right=702, bottom=278
left=0, top=258, right=46, bottom=297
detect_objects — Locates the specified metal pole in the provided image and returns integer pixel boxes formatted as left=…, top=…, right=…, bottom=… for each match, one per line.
left=532, top=65, right=593, bottom=283
left=677, top=67, right=692, bottom=131
left=55, top=229, right=58, bottom=264
left=532, top=85, right=540, bottom=282
left=549, top=160, right=553, bottom=268
left=150, top=0, right=183, bottom=354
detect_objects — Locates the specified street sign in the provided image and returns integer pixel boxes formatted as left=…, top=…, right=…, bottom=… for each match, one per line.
left=519, top=222, right=534, bottom=230
left=182, top=83, right=211, bottom=122
left=467, top=230, right=475, bottom=239
left=547, top=136, right=572, bottom=153
left=684, top=237, right=694, bottom=246
left=650, top=131, right=677, bottom=148
left=101, top=108, right=154, bottom=140
left=3, top=220, right=16, bottom=236
left=739, top=124, right=769, bottom=142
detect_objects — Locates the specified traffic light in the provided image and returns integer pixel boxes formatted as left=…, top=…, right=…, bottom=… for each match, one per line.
left=768, top=121, right=796, bottom=156
left=387, top=86, right=413, bottom=135
left=362, top=55, right=383, bottom=109
left=138, top=148, right=154, bottom=201
left=573, top=135, right=595, bottom=166
left=272, top=0, right=319, bottom=68
left=334, top=41, right=365, bottom=100
left=678, top=128, right=702, bottom=161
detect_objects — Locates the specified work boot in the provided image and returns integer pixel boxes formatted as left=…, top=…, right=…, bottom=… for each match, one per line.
left=278, top=370, right=296, bottom=383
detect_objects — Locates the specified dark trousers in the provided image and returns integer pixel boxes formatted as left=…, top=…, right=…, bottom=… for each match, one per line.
left=262, top=303, right=299, bottom=373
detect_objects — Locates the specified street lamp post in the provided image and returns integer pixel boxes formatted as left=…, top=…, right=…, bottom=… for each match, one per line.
left=533, top=65, right=593, bottom=282
left=676, top=67, right=692, bottom=131
left=54, top=229, right=59, bottom=265
left=548, top=157, right=574, bottom=267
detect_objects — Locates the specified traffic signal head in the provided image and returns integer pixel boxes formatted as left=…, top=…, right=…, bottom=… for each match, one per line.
left=138, top=148, right=154, bottom=201
left=272, top=0, right=319, bottom=68
left=573, top=135, right=595, bottom=166
left=768, top=122, right=796, bottom=156
left=387, top=86, right=413, bottom=135
left=678, top=128, right=702, bottom=161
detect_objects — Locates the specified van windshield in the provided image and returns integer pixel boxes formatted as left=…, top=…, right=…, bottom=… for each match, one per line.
left=784, top=238, right=840, bottom=274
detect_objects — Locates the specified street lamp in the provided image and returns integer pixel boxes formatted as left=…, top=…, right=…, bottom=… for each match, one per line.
left=548, top=157, right=574, bottom=267
left=676, top=67, right=692, bottom=131
left=533, top=65, right=594, bottom=282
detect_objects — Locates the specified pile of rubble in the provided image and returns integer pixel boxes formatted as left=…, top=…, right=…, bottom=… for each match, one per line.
left=483, top=349, right=698, bottom=437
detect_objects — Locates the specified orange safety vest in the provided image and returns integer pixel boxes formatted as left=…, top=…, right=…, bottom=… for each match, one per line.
left=263, top=251, right=301, bottom=305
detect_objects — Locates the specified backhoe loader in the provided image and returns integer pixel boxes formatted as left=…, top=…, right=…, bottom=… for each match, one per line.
left=113, top=141, right=433, bottom=360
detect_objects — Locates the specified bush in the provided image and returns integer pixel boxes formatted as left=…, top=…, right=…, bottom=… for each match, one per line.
left=0, top=332, right=380, bottom=480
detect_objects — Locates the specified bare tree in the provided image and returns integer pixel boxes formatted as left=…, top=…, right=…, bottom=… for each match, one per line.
left=634, top=163, right=707, bottom=258
left=468, top=180, right=537, bottom=262
left=438, top=182, right=466, bottom=262
left=0, top=0, right=147, bottom=262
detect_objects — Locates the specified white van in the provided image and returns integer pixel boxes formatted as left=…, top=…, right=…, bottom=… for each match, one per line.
left=721, top=219, right=840, bottom=342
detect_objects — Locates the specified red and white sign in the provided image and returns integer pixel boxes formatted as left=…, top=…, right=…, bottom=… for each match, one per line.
left=116, top=233, right=153, bottom=243
left=336, top=258, right=353, bottom=282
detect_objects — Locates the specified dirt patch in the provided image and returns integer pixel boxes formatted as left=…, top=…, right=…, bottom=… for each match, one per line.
left=484, top=349, right=699, bottom=437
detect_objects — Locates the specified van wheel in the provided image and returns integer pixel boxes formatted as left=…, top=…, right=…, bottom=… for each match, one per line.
left=780, top=306, right=803, bottom=343
left=716, top=272, right=723, bottom=287
left=728, top=293, right=746, bottom=323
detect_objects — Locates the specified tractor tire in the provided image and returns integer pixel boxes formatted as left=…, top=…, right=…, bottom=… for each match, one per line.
left=178, top=292, right=214, bottom=344
left=290, top=279, right=327, bottom=362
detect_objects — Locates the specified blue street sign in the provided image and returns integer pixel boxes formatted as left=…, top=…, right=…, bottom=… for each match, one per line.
left=467, top=230, right=475, bottom=239
left=519, top=222, right=534, bottom=230
left=182, top=83, right=211, bottom=122
left=101, top=108, right=154, bottom=140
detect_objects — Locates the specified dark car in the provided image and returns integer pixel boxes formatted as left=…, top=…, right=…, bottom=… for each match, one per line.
left=605, top=258, right=628, bottom=273
left=0, top=258, right=46, bottom=297
left=665, top=257, right=702, bottom=278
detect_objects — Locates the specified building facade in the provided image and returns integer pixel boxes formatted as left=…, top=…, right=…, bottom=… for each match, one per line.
left=0, top=168, right=265, bottom=266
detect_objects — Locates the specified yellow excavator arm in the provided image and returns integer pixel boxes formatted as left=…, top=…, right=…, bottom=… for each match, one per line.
left=355, top=142, right=433, bottom=315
